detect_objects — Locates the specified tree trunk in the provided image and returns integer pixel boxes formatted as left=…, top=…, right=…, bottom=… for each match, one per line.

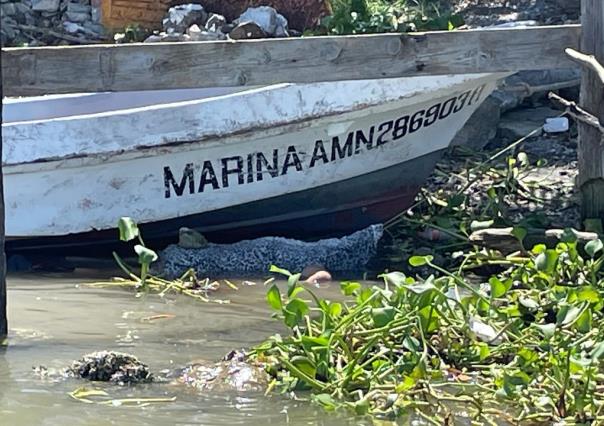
left=578, top=0, right=604, bottom=220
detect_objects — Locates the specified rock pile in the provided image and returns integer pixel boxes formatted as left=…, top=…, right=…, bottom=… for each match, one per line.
left=142, top=4, right=292, bottom=43
left=0, top=0, right=105, bottom=46
left=69, top=351, right=153, bottom=384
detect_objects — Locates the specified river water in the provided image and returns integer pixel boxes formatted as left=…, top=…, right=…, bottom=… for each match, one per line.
left=0, top=270, right=372, bottom=426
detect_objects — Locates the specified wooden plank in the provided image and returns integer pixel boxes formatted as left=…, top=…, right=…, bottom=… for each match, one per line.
left=0, top=49, right=6, bottom=340
left=1, top=25, right=581, bottom=97
left=577, top=1, right=604, bottom=220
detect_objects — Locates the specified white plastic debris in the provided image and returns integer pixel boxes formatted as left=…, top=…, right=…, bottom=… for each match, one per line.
left=469, top=317, right=503, bottom=344
left=543, top=117, right=570, bottom=133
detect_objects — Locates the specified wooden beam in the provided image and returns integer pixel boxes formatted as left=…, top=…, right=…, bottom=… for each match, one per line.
left=577, top=1, right=604, bottom=220
left=2, top=25, right=580, bottom=96
left=0, top=49, right=6, bottom=340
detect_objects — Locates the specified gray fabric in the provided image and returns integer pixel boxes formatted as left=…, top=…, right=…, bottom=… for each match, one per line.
left=159, top=224, right=383, bottom=278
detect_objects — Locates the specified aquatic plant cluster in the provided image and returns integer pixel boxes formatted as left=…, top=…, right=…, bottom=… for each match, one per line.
left=89, top=218, right=235, bottom=303
left=251, top=240, right=604, bottom=423
left=317, top=0, right=463, bottom=35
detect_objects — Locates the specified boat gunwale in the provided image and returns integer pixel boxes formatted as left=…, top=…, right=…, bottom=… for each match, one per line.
left=3, top=73, right=509, bottom=170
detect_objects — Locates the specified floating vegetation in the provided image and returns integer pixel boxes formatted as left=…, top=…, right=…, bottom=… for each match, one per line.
left=251, top=236, right=604, bottom=423
left=87, top=218, right=235, bottom=303
left=68, top=387, right=176, bottom=406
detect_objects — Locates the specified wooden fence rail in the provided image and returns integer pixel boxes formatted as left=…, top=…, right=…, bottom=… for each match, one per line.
left=2, top=24, right=580, bottom=97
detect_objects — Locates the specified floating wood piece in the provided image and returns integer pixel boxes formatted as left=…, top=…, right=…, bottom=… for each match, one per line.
left=1, top=24, right=581, bottom=96
left=470, top=227, right=599, bottom=254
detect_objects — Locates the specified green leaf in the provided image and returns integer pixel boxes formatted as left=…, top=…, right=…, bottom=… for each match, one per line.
left=409, top=255, right=433, bottom=267
left=519, top=296, right=539, bottom=311
left=405, top=281, right=437, bottom=294
left=591, top=341, right=604, bottom=360
left=577, top=287, right=601, bottom=303
left=328, top=302, right=342, bottom=318
left=535, top=323, right=556, bottom=338
left=531, top=244, right=547, bottom=254
left=478, top=343, right=491, bottom=361
left=301, top=335, right=329, bottom=350
left=134, top=245, right=158, bottom=265
left=448, top=194, right=465, bottom=208
left=312, top=393, right=338, bottom=411
left=291, top=356, right=316, bottom=379
left=489, top=276, right=512, bottom=298
left=353, top=399, right=370, bottom=415
left=418, top=306, right=439, bottom=333
left=575, top=309, right=592, bottom=333
left=269, top=265, right=292, bottom=277
left=518, top=348, right=539, bottom=365
left=535, top=249, right=558, bottom=273
left=380, top=272, right=407, bottom=287
left=287, top=273, right=301, bottom=296
left=340, top=281, right=361, bottom=296
left=371, top=307, right=396, bottom=328
left=284, top=299, right=309, bottom=327
left=118, top=217, right=139, bottom=242
left=395, top=375, right=416, bottom=393
left=487, top=187, right=497, bottom=200
left=505, top=370, right=530, bottom=386
left=560, top=228, right=578, bottom=244
left=511, top=226, right=527, bottom=243
left=266, top=284, right=282, bottom=311
left=585, top=239, right=604, bottom=258
left=560, top=305, right=583, bottom=326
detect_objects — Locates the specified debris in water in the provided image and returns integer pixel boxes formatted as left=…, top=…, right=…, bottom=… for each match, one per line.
left=159, top=224, right=383, bottom=279
left=69, top=351, right=153, bottom=384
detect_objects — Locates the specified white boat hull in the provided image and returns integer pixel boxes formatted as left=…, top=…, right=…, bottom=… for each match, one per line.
left=2, top=73, right=506, bottom=245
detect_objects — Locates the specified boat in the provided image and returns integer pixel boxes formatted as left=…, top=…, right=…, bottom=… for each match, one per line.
left=2, top=73, right=507, bottom=252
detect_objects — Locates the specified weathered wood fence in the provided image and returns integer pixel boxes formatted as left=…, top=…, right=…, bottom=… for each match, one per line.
left=1, top=0, right=603, bottom=337
left=1, top=25, right=581, bottom=96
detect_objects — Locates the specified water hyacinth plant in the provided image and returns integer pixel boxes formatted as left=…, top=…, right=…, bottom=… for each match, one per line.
left=89, top=217, right=234, bottom=303
left=251, top=235, right=604, bottom=424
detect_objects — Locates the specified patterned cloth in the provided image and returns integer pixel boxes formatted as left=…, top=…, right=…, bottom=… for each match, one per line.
left=159, top=224, right=383, bottom=278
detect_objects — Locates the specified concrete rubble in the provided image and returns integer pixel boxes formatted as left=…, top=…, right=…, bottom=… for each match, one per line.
left=142, top=4, right=290, bottom=43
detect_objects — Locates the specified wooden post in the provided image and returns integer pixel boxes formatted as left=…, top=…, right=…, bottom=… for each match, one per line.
left=578, top=0, right=604, bottom=220
left=0, top=48, right=6, bottom=339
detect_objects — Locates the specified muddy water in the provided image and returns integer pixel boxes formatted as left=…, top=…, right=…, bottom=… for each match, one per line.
left=0, top=270, right=370, bottom=426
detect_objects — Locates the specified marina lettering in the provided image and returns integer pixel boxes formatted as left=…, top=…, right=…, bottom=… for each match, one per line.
left=164, top=163, right=195, bottom=198
left=282, top=146, right=303, bottom=175
left=256, top=150, right=280, bottom=181
left=310, top=140, right=329, bottom=168
left=163, top=84, right=487, bottom=199
left=199, top=160, right=219, bottom=192
left=331, top=133, right=354, bottom=161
